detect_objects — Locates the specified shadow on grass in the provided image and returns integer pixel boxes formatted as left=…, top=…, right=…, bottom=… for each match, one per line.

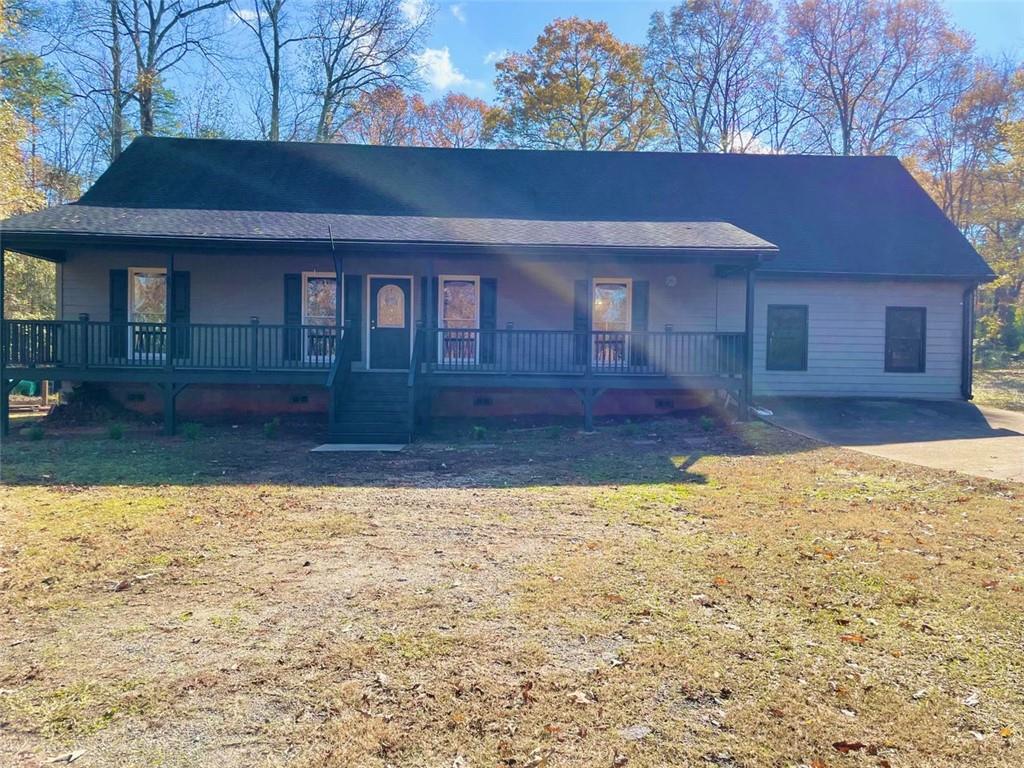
left=0, top=413, right=815, bottom=490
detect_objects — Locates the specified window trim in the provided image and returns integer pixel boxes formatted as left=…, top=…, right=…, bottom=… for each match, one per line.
left=885, top=306, right=927, bottom=373
left=765, top=304, right=809, bottom=372
left=438, top=274, right=481, bottom=364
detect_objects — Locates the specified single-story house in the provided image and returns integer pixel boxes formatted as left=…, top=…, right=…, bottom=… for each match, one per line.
left=0, top=137, right=994, bottom=443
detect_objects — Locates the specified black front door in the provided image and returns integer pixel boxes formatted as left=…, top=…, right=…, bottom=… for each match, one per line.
left=369, top=277, right=412, bottom=369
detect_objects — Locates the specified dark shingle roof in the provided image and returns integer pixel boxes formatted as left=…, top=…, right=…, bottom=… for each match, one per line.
left=0, top=136, right=992, bottom=279
left=0, top=206, right=773, bottom=251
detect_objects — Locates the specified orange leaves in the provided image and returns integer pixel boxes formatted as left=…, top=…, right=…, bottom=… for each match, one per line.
left=832, top=740, right=866, bottom=754
left=839, top=632, right=867, bottom=646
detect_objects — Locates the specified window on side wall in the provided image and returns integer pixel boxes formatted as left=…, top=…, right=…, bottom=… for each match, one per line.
left=766, top=305, right=808, bottom=371
left=885, top=307, right=926, bottom=373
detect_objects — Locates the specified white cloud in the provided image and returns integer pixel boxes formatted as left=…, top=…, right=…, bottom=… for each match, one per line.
left=415, top=46, right=482, bottom=92
left=450, top=3, right=466, bottom=23
left=401, top=0, right=426, bottom=23
left=228, top=8, right=258, bottom=25
left=483, top=49, right=508, bottom=65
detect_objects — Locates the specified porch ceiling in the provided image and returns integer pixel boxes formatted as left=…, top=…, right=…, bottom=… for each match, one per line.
left=1, top=206, right=777, bottom=257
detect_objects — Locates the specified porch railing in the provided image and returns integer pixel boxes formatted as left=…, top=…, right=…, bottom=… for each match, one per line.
left=2, top=319, right=342, bottom=372
left=424, top=328, right=745, bottom=378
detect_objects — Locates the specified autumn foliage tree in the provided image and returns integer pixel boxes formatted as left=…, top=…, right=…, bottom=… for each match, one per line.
left=488, top=17, right=664, bottom=150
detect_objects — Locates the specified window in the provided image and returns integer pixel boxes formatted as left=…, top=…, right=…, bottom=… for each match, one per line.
left=129, top=268, right=167, bottom=357
left=885, top=307, right=926, bottom=373
left=376, top=283, right=406, bottom=328
left=439, top=276, right=480, bottom=363
left=766, top=305, right=808, bottom=371
left=302, top=272, right=337, bottom=360
left=593, top=279, right=631, bottom=366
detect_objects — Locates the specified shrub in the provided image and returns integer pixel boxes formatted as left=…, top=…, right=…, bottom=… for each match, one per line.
left=472, top=424, right=487, bottom=441
left=182, top=422, right=202, bottom=441
left=27, top=424, right=44, bottom=441
left=263, top=417, right=281, bottom=439
left=108, top=423, right=124, bottom=440
left=699, top=415, right=716, bottom=432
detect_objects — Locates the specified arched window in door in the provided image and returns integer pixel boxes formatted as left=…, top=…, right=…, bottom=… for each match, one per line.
left=377, top=283, right=405, bottom=328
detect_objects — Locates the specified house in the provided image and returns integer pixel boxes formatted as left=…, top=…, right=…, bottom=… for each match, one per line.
left=0, top=137, right=994, bottom=443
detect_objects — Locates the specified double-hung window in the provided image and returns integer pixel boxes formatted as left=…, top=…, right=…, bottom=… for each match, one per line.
left=439, top=276, right=480, bottom=364
left=766, top=305, right=808, bottom=371
left=885, top=307, right=926, bottom=373
left=129, top=268, right=167, bottom=359
left=302, top=272, right=337, bottom=362
left=592, top=279, right=631, bottom=367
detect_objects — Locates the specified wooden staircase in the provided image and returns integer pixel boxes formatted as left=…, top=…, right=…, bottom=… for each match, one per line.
left=328, top=372, right=412, bottom=444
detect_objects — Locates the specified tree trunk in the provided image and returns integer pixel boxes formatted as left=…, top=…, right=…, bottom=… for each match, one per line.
left=139, top=76, right=154, bottom=135
left=110, top=0, right=123, bottom=160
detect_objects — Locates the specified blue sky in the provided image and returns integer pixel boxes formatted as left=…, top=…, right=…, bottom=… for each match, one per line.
left=413, top=0, right=1024, bottom=99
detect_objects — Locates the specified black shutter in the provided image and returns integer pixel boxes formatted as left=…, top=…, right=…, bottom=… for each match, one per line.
left=283, top=273, right=302, bottom=362
left=172, top=271, right=190, bottom=358
left=344, top=274, right=363, bottom=362
left=630, top=280, right=649, bottom=366
left=480, top=277, right=497, bottom=365
left=573, top=279, right=589, bottom=365
left=109, top=269, right=128, bottom=358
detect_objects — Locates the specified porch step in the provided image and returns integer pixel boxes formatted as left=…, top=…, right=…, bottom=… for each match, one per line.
left=329, top=372, right=413, bottom=444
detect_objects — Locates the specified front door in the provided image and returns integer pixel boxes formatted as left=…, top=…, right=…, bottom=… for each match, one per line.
left=369, top=277, right=412, bottom=369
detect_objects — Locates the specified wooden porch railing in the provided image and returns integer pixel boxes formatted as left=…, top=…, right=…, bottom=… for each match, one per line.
left=2, top=319, right=342, bottom=373
left=423, top=328, right=745, bottom=378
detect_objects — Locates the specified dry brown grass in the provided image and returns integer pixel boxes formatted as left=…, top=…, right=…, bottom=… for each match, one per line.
left=1, top=417, right=1023, bottom=767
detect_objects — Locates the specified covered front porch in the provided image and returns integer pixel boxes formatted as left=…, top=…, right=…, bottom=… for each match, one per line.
left=1, top=218, right=773, bottom=439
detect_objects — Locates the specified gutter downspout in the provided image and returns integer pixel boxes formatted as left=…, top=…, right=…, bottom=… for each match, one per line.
left=961, top=284, right=976, bottom=401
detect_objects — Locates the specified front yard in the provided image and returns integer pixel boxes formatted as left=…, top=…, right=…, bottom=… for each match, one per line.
left=1, top=418, right=1023, bottom=767
left=975, top=362, right=1024, bottom=412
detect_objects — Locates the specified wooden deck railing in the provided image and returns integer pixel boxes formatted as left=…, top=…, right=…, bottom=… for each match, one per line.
left=424, top=328, right=745, bottom=378
left=2, top=319, right=341, bottom=372
left=3, top=320, right=746, bottom=381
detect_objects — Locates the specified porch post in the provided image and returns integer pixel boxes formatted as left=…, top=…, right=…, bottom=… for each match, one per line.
left=161, top=382, right=187, bottom=436
left=740, top=266, right=756, bottom=420
left=0, top=248, right=7, bottom=437
left=582, top=258, right=595, bottom=431
left=165, top=251, right=175, bottom=374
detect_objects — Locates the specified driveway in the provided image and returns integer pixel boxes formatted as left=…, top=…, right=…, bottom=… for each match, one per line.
left=760, top=398, right=1024, bottom=483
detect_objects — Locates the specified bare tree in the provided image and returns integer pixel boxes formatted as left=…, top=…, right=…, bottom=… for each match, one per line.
left=304, top=0, right=431, bottom=142
left=647, top=0, right=777, bottom=153
left=337, top=85, right=419, bottom=145
left=230, top=0, right=307, bottom=140
left=115, top=0, right=231, bottom=136
left=785, top=0, right=973, bottom=155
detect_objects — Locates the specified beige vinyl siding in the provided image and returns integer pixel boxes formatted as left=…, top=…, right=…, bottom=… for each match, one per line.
left=60, top=250, right=967, bottom=399
left=718, top=278, right=965, bottom=399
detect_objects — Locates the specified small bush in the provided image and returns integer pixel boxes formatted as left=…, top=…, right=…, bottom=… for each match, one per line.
left=182, top=422, right=202, bottom=441
left=472, top=424, right=487, bottom=441
left=263, top=417, right=281, bottom=439
left=699, top=415, right=716, bottom=432
left=108, top=423, right=124, bottom=440
left=27, top=424, right=44, bottom=441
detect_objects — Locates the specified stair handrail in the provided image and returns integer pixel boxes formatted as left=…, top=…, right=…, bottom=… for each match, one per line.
left=326, top=325, right=353, bottom=389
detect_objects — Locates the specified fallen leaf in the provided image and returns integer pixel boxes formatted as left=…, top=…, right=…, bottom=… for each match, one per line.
left=840, top=633, right=867, bottom=646
left=612, top=753, right=628, bottom=767
left=963, top=691, right=980, bottom=707
left=603, top=593, right=626, bottom=604
left=810, top=759, right=827, bottom=768
left=832, top=740, right=866, bottom=754
left=982, top=580, right=999, bottom=590
left=1000, top=726, right=1013, bottom=738
left=879, top=760, right=892, bottom=768
left=619, top=724, right=651, bottom=741
left=712, top=577, right=730, bottom=587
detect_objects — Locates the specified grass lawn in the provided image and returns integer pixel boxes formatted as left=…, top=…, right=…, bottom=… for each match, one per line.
left=1, top=417, right=1023, bottom=767
left=975, top=362, right=1024, bottom=413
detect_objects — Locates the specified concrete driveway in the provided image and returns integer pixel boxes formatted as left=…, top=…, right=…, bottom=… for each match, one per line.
left=760, top=398, right=1024, bottom=483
